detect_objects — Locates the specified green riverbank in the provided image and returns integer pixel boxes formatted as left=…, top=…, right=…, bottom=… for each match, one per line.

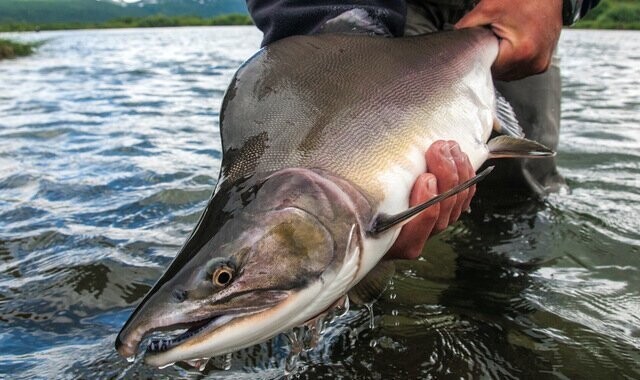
left=0, top=39, right=37, bottom=59
left=574, top=0, right=640, bottom=30
left=0, top=13, right=252, bottom=32
left=0, top=0, right=637, bottom=33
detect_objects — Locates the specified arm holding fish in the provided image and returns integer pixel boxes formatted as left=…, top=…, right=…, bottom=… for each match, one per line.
left=455, top=0, right=600, bottom=81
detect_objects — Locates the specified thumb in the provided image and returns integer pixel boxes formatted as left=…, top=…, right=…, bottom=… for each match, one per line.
left=454, top=4, right=493, bottom=29
left=492, top=37, right=517, bottom=79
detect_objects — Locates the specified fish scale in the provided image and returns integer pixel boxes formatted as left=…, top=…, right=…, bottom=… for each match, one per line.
left=219, top=28, right=498, bottom=203
left=116, top=27, right=554, bottom=368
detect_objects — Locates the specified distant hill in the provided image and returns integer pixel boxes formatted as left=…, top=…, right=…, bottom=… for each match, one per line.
left=0, top=0, right=248, bottom=24
left=2, top=0, right=636, bottom=31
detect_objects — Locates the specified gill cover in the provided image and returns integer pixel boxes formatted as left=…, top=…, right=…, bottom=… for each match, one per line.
left=115, top=168, right=369, bottom=364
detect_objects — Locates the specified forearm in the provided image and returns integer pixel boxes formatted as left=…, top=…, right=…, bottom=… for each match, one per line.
left=246, top=0, right=407, bottom=46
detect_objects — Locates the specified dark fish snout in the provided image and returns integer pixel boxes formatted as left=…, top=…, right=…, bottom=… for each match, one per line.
left=115, top=328, right=142, bottom=360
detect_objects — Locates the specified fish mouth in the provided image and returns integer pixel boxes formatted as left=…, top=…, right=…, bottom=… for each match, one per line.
left=142, top=308, right=267, bottom=364
left=138, top=283, right=328, bottom=368
left=144, top=305, right=273, bottom=368
left=115, top=288, right=294, bottom=365
left=145, top=316, right=223, bottom=355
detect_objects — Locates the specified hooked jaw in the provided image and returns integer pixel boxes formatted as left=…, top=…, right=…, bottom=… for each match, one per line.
left=115, top=281, right=336, bottom=368
left=115, top=240, right=356, bottom=367
left=133, top=237, right=363, bottom=367
left=138, top=249, right=361, bottom=368
left=142, top=284, right=324, bottom=367
left=115, top=288, right=293, bottom=366
left=115, top=295, right=219, bottom=361
left=115, top=167, right=369, bottom=367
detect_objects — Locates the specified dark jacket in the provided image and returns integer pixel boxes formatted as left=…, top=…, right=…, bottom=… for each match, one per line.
left=247, top=0, right=600, bottom=46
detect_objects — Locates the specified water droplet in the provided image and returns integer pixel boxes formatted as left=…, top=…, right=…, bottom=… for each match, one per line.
left=285, top=348, right=300, bottom=375
left=222, top=353, right=232, bottom=371
left=365, top=303, right=375, bottom=329
left=337, top=295, right=350, bottom=317
left=315, top=314, right=326, bottom=334
left=185, top=358, right=209, bottom=372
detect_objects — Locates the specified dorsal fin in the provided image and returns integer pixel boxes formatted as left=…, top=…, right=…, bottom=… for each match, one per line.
left=368, top=166, right=494, bottom=236
left=316, top=8, right=391, bottom=37
left=493, top=91, right=525, bottom=138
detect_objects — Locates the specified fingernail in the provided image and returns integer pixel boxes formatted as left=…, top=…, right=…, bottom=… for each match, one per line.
left=440, top=142, right=452, bottom=157
left=451, top=144, right=465, bottom=163
left=450, top=143, right=461, bottom=156
left=427, top=177, right=437, bottom=190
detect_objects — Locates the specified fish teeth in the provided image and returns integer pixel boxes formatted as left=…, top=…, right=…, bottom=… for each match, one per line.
left=148, top=338, right=173, bottom=353
left=146, top=318, right=219, bottom=355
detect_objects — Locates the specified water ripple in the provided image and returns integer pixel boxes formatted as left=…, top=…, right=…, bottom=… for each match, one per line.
left=0, top=27, right=638, bottom=379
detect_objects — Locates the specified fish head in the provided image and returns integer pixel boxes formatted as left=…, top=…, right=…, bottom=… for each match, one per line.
left=115, top=168, right=367, bottom=367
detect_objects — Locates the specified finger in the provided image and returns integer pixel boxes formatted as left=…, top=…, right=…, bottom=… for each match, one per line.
left=494, top=36, right=553, bottom=81
left=408, top=173, right=440, bottom=240
left=426, top=140, right=458, bottom=233
left=454, top=1, right=495, bottom=29
left=386, top=173, right=439, bottom=260
left=458, top=12, right=525, bottom=81
left=454, top=6, right=526, bottom=81
left=493, top=35, right=534, bottom=80
left=449, top=143, right=471, bottom=222
left=462, top=154, right=476, bottom=213
left=492, top=37, right=516, bottom=80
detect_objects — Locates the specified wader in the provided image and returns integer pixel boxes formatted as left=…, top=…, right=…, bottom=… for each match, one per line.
left=406, top=0, right=568, bottom=196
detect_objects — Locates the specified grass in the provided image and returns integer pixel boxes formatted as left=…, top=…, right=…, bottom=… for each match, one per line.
left=0, top=13, right=252, bottom=32
left=0, top=0, right=248, bottom=25
left=0, top=38, right=38, bottom=59
left=0, top=1, right=636, bottom=33
left=574, top=0, right=640, bottom=30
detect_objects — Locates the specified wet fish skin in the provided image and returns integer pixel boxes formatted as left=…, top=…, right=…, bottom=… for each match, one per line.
left=115, top=28, right=537, bottom=367
left=219, top=27, right=499, bottom=200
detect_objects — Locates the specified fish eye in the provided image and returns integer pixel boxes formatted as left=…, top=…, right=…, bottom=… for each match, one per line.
left=212, top=265, right=234, bottom=287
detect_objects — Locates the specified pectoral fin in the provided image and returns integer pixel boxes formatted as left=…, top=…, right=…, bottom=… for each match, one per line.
left=368, top=166, right=494, bottom=236
left=488, top=136, right=555, bottom=159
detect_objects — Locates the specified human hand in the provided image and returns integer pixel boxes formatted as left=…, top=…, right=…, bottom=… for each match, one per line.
left=386, top=141, right=476, bottom=260
left=455, top=0, right=563, bottom=81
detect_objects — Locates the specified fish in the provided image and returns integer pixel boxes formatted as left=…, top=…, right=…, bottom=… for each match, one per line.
left=115, top=26, right=553, bottom=368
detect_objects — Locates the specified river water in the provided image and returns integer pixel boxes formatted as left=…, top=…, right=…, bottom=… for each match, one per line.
left=0, top=26, right=638, bottom=379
